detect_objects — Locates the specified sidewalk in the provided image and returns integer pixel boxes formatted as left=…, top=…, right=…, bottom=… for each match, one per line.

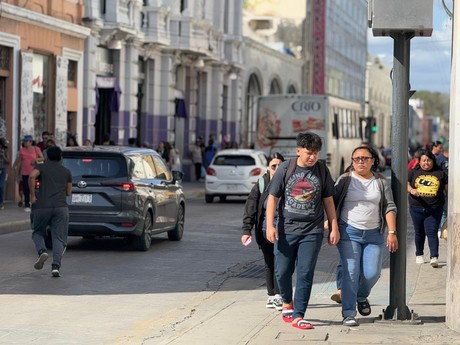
left=0, top=181, right=206, bottom=235
left=146, top=229, right=458, bottom=345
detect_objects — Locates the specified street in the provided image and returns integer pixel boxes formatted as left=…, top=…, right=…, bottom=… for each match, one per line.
left=1, top=186, right=455, bottom=345
left=0, top=196, right=265, bottom=344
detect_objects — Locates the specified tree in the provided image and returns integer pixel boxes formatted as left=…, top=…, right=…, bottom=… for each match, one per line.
left=414, top=91, right=450, bottom=119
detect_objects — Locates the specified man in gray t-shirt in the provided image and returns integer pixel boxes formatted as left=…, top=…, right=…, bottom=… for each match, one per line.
left=29, top=146, right=72, bottom=277
left=266, top=132, right=340, bottom=329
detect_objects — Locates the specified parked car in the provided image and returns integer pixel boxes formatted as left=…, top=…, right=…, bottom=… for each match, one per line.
left=204, top=149, right=268, bottom=203
left=58, top=146, right=185, bottom=251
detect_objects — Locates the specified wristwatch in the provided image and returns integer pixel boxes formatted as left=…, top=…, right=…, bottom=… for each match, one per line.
left=388, top=230, right=397, bottom=235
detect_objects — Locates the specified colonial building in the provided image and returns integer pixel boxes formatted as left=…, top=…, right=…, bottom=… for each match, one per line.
left=0, top=0, right=90, bottom=200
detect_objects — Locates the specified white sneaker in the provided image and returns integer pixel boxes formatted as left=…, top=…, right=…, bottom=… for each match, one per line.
left=24, top=207, right=31, bottom=212
left=266, top=296, right=275, bottom=308
left=430, top=257, right=438, bottom=268
left=416, top=256, right=424, bottom=264
left=272, top=294, right=283, bottom=311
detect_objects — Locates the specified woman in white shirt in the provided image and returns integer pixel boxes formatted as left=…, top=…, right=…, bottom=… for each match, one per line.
left=333, top=146, right=398, bottom=327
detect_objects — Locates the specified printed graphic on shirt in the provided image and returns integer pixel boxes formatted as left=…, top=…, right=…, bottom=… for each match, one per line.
left=415, top=174, right=440, bottom=197
left=285, top=171, right=320, bottom=215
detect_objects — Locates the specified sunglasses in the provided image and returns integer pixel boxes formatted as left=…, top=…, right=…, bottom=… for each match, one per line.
left=270, top=164, right=280, bottom=170
left=352, top=156, right=373, bottom=163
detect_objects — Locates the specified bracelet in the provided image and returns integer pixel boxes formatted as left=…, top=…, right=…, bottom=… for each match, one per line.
left=388, top=230, right=397, bottom=235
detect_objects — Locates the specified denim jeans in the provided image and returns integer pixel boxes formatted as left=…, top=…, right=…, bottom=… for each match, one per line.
left=409, top=205, right=443, bottom=258
left=337, top=220, right=384, bottom=318
left=275, top=231, right=323, bottom=320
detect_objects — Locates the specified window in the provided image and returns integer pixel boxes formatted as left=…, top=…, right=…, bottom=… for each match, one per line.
left=142, top=155, right=157, bottom=179
left=152, top=156, right=171, bottom=180
left=63, top=157, right=127, bottom=179
left=67, top=60, right=77, bottom=87
left=129, top=155, right=146, bottom=179
left=32, top=53, right=50, bottom=140
left=213, top=155, right=255, bottom=166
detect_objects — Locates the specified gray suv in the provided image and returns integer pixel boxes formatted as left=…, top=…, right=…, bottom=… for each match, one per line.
left=61, top=146, right=185, bottom=251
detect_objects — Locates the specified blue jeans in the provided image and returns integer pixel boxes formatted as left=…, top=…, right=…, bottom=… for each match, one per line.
left=337, top=221, right=384, bottom=318
left=0, top=168, right=6, bottom=205
left=409, top=205, right=443, bottom=258
left=275, top=231, right=323, bottom=320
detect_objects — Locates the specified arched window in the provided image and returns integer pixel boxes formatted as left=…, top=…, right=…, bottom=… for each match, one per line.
left=269, top=78, right=282, bottom=94
left=245, top=74, right=262, bottom=147
left=287, top=84, right=297, bottom=94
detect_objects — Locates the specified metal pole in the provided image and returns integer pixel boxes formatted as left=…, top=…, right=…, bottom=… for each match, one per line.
left=384, top=32, right=413, bottom=320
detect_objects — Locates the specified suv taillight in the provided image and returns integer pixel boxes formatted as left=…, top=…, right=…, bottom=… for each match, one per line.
left=101, top=182, right=135, bottom=191
left=250, top=168, right=262, bottom=176
left=207, top=168, right=216, bottom=176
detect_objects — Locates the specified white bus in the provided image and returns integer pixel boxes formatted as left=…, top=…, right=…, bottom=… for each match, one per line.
left=255, top=94, right=364, bottom=180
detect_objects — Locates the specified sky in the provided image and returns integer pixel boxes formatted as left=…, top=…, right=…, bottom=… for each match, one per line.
left=368, top=0, right=453, bottom=94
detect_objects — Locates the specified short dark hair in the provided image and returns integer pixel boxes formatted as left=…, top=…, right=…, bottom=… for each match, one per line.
left=42, top=131, right=50, bottom=137
left=296, top=132, right=322, bottom=151
left=416, top=148, right=440, bottom=170
left=46, top=146, right=63, bottom=162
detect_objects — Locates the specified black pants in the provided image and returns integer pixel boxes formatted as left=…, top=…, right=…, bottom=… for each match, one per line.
left=194, top=163, right=202, bottom=181
left=260, top=235, right=280, bottom=296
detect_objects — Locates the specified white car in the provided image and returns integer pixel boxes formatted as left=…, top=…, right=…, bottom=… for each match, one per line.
left=205, top=149, right=268, bottom=203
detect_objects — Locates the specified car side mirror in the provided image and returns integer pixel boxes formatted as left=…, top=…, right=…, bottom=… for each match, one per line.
left=172, top=170, right=183, bottom=182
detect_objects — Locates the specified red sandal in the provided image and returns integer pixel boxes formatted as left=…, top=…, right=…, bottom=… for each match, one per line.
left=292, top=318, right=314, bottom=330
left=281, top=306, right=293, bottom=323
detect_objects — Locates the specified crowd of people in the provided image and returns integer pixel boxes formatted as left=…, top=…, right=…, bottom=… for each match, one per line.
left=241, top=132, right=449, bottom=330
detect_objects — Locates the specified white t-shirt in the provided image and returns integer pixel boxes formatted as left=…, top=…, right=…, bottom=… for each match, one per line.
left=340, top=171, right=380, bottom=230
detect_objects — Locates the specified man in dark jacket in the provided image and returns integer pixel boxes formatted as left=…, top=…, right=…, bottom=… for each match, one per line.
left=29, top=146, right=72, bottom=277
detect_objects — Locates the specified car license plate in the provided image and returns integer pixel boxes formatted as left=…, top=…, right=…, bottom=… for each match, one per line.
left=226, top=184, right=237, bottom=191
left=72, top=194, right=92, bottom=204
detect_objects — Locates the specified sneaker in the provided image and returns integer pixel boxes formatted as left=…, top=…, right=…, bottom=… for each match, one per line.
left=272, top=295, right=283, bottom=311
left=34, top=251, right=49, bottom=270
left=24, top=207, right=31, bottom=212
left=430, top=257, right=438, bottom=268
left=331, top=290, right=342, bottom=304
left=343, top=316, right=359, bottom=327
left=357, top=299, right=371, bottom=316
left=51, top=264, right=60, bottom=277
left=266, top=296, right=275, bottom=308
left=416, top=256, right=424, bottom=264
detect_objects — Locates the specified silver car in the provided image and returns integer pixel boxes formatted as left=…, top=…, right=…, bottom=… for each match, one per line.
left=62, top=146, right=185, bottom=251
left=204, top=149, right=268, bottom=203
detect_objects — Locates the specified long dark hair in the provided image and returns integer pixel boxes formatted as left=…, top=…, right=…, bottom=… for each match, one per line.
left=268, top=152, right=285, bottom=165
left=347, top=145, right=380, bottom=172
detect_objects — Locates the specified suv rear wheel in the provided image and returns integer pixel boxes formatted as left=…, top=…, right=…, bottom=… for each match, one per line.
left=168, top=204, right=184, bottom=241
left=132, top=213, right=152, bottom=251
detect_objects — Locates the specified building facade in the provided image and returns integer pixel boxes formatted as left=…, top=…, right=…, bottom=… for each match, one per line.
left=306, top=0, right=368, bottom=103
left=0, top=0, right=90, bottom=200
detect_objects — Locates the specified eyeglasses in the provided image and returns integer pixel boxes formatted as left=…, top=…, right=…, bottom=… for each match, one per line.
left=270, top=164, right=280, bottom=170
left=352, top=156, right=373, bottom=163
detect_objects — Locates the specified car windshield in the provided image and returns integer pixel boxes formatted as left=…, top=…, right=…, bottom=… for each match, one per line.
left=63, top=157, right=128, bottom=179
left=213, top=155, right=256, bottom=166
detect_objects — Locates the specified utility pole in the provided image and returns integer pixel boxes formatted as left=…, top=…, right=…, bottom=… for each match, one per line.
left=368, top=0, right=433, bottom=321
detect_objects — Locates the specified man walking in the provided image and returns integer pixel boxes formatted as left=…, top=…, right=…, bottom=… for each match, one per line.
left=29, top=146, right=72, bottom=277
left=266, top=132, right=339, bottom=330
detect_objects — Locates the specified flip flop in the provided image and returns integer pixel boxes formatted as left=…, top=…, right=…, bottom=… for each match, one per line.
left=292, top=318, right=314, bottom=330
left=281, top=306, right=293, bottom=323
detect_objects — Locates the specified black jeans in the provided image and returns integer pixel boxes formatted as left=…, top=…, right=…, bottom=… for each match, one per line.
left=409, top=205, right=443, bottom=258
left=260, top=235, right=279, bottom=296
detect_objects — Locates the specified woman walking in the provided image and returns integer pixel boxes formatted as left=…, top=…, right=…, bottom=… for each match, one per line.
left=334, top=145, right=398, bottom=326
left=407, top=148, right=447, bottom=267
left=241, top=152, right=285, bottom=310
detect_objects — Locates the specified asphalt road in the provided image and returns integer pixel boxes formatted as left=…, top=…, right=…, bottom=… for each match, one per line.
left=0, top=196, right=264, bottom=344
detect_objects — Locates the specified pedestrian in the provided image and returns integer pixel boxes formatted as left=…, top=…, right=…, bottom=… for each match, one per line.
left=42, top=139, right=56, bottom=160
left=266, top=132, right=340, bottom=330
left=407, top=148, right=448, bottom=268
left=190, top=137, right=204, bottom=181
left=157, top=141, right=171, bottom=166
left=36, top=131, right=50, bottom=152
left=334, top=145, right=398, bottom=327
left=170, top=144, right=182, bottom=172
left=83, top=139, right=93, bottom=147
left=13, top=135, right=44, bottom=212
left=0, top=137, right=10, bottom=210
left=29, top=146, right=72, bottom=277
left=66, top=135, right=79, bottom=147
left=241, top=152, right=285, bottom=310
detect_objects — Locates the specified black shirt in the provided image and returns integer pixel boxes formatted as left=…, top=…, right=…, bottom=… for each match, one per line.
left=35, top=161, right=72, bottom=208
left=408, top=167, right=447, bottom=208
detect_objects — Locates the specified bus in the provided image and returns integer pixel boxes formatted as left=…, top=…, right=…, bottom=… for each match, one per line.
left=255, top=94, right=364, bottom=180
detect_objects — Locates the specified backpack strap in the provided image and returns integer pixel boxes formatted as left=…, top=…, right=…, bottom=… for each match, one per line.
left=284, top=157, right=297, bottom=185
left=258, top=177, right=265, bottom=192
